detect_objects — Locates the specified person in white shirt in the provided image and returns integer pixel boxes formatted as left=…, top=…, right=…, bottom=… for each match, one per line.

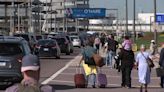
left=136, top=45, right=151, bottom=92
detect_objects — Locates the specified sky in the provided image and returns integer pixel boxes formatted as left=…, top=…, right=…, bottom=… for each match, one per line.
left=89, top=0, right=164, bottom=19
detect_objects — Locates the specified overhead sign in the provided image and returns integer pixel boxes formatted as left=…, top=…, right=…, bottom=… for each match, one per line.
left=66, top=8, right=106, bottom=18
left=156, top=14, right=164, bottom=23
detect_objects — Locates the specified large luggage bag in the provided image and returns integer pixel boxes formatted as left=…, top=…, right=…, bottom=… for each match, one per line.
left=97, top=69, right=107, bottom=88
left=74, top=67, right=86, bottom=88
left=156, top=67, right=164, bottom=77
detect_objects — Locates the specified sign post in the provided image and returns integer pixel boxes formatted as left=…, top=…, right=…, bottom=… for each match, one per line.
left=156, top=14, right=164, bottom=23
left=66, top=8, right=106, bottom=18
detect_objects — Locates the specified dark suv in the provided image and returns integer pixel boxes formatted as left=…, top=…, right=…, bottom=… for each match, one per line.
left=0, top=36, right=31, bottom=85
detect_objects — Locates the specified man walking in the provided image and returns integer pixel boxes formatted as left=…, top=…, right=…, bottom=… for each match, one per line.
left=105, top=34, right=118, bottom=68
left=159, top=43, right=164, bottom=88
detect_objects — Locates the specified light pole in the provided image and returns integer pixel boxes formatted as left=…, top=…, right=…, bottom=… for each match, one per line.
left=133, top=0, right=136, bottom=42
left=125, top=0, right=128, bottom=34
left=154, top=0, right=158, bottom=51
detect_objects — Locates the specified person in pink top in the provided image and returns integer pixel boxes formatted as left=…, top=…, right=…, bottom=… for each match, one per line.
left=122, top=36, right=132, bottom=51
left=94, top=36, right=101, bottom=54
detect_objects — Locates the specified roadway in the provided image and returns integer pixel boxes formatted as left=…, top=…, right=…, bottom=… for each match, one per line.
left=1, top=47, right=164, bottom=92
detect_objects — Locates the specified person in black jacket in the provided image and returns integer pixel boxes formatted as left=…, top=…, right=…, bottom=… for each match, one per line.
left=118, top=49, right=135, bottom=88
left=105, top=34, right=118, bottom=68
left=159, top=43, right=164, bottom=88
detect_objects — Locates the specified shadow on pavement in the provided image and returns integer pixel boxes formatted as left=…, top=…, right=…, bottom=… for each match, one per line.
left=51, top=84, right=75, bottom=90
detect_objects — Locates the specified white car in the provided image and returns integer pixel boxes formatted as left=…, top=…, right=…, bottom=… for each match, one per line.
left=70, top=36, right=81, bottom=48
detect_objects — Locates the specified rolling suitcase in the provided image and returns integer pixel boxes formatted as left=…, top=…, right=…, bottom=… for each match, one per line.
left=97, top=68, right=107, bottom=88
left=74, top=67, right=86, bottom=88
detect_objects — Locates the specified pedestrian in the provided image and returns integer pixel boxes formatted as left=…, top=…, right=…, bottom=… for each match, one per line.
left=5, top=54, right=54, bottom=92
left=118, top=45, right=135, bottom=88
left=105, top=34, right=118, bottom=68
left=94, top=36, right=101, bottom=54
left=136, top=45, right=151, bottom=92
left=149, top=40, right=156, bottom=55
left=79, top=35, right=97, bottom=88
left=122, top=35, right=132, bottom=51
left=100, top=33, right=106, bottom=48
left=159, top=43, right=164, bottom=88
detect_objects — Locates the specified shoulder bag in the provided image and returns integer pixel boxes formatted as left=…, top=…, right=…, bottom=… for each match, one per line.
left=141, top=52, right=154, bottom=68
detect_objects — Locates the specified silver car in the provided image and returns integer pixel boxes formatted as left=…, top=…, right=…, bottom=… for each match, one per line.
left=70, top=36, right=81, bottom=48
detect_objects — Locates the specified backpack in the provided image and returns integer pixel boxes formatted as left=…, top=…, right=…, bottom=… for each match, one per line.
left=18, top=84, right=41, bottom=92
left=83, top=47, right=96, bottom=65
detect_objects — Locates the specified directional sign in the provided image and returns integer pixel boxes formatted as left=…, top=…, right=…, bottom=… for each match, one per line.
left=66, top=8, right=106, bottom=18
left=156, top=14, right=164, bottom=23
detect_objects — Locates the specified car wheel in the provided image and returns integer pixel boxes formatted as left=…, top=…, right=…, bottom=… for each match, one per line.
left=56, top=55, right=60, bottom=59
left=70, top=49, right=73, bottom=53
left=66, top=51, right=70, bottom=55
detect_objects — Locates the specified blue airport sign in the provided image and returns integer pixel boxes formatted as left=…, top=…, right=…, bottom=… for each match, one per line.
left=156, top=14, right=164, bottom=23
left=66, top=8, right=106, bottom=18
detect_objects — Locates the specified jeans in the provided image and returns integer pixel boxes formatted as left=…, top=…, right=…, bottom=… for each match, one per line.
left=106, top=50, right=116, bottom=67
left=86, top=74, right=96, bottom=86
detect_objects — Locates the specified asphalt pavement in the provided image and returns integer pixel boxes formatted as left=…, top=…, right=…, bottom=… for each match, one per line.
left=1, top=47, right=164, bottom=92
left=42, top=48, right=164, bottom=92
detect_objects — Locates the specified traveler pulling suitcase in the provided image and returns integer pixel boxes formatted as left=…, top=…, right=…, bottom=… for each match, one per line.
left=74, top=67, right=86, bottom=88
left=97, top=68, right=107, bottom=88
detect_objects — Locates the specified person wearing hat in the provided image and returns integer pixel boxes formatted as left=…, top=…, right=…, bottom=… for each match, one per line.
left=149, top=40, right=156, bottom=55
left=159, top=43, right=164, bottom=88
left=5, top=54, right=54, bottom=92
left=136, top=44, right=151, bottom=92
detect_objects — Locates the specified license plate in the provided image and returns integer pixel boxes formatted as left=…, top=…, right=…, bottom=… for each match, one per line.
left=43, top=48, right=49, bottom=51
left=0, top=62, right=6, bottom=67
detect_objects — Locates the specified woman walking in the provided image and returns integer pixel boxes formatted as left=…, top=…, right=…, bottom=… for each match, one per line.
left=79, top=35, right=97, bottom=88
left=136, top=45, right=151, bottom=92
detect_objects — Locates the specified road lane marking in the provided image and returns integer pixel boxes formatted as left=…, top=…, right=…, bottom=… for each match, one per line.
left=41, top=55, right=81, bottom=85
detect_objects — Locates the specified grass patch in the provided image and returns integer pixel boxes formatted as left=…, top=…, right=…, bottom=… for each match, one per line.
left=135, top=32, right=164, bottom=50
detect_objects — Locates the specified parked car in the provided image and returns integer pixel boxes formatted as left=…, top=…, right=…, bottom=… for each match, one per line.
left=35, top=39, right=61, bottom=58
left=52, top=36, right=71, bottom=55
left=0, top=36, right=31, bottom=85
left=70, top=35, right=81, bottom=48
left=13, top=33, right=37, bottom=52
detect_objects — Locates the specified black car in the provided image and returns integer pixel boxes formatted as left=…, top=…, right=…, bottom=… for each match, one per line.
left=0, top=36, right=31, bottom=85
left=14, top=33, right=37, bottom=52
left=54, top=33, right=74, bottom=53
left=52, top=36, right=71, bottom=55
left=35, top=39, right=61, bottom=58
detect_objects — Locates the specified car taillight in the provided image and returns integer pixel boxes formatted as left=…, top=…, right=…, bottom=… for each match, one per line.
left=17, top=57, right=22, bottom=62
left=65, top=41, right=68, bottom=44
left=52, top=46, right=57, bottom=49
left=35, top=44, right=40, bottom=49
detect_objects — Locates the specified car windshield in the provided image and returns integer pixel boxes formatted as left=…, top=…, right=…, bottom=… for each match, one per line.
left=36, top=36, right=42, bottom=40
left=53, top=38, right=66, bottom=45
left=14, top=34, right=29, bottom=41
left=0, top=43, right=23, bottom=56
left=38, top=40, right=56, bottom=46
left=70, top=37, right=78, bottom=41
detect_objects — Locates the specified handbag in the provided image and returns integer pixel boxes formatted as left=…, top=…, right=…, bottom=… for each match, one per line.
left=141, top=52, right=154, bottom=68
left=156, top=67, right=164, bottom=77
left=93, top=54, right=104, bottom=67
